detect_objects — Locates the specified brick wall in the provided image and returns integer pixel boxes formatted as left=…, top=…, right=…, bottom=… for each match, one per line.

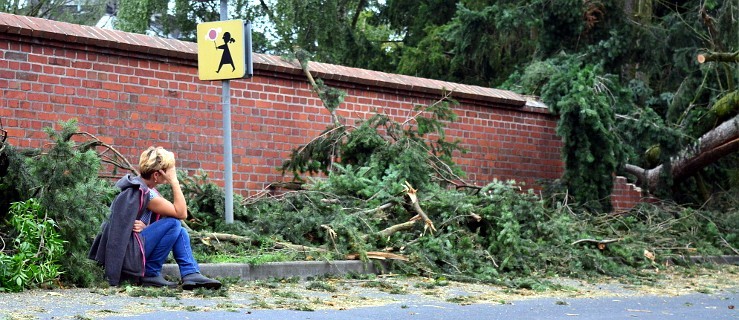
left=0, top=13, right=644, bottom=210
left=611, top=176, right=656, bottom=212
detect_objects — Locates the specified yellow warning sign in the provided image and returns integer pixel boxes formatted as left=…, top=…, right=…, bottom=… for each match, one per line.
left=197, top=20, right=247, bottom=80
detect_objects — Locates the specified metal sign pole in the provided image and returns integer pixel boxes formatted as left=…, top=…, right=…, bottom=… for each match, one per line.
left=220, top=0, right=234, bottom=224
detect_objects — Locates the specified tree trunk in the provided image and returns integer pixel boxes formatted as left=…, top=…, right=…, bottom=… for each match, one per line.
left=642, top=90, right=739, bottom=165
left=697, top=51, right=739, bottom=64
left=624, top=113, right=739, bottom=191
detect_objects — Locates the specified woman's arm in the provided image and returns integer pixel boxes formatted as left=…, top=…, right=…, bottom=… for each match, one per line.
left=146, top=167, right=188, bottom=220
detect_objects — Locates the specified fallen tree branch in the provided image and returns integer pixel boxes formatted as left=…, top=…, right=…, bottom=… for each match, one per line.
left=191, top=229, right=410, bottom=260
left=697, top=51, right=739, bottom=63
left=437, top=213, right=482, bottom=231
left=293, top=47, right=342, bottom=127
left=273, top=241, right=329, bottom=253
left=571, top=238, right=621, bottom=245
left=571, top=238, right=621, bottom=250
left=401, top=91, right=453, bottom=127
left=192, top=231, right=249, bottom=243
left=72, top=132, right=138, bottom=175
left=377, top=221, right=417, bottom=238
left=405, top=138, right=481, bottom=192
left=35, top=131, right=138, bottom=177
left=403, top=181, right=436, bottom=234
left=427, top=156, right=481, bottom=191
left=345, top=251, right=408, bottom=261
left=267, top=181, right=306, bottom=191
left=358, top=202, right=395, bottom=215
left=624, top=112, right=739, bottom=191
left=241, top=183, right=298, bottom=205
left=296, top=125, right=347, bottom=155
left=626, top=137, right=739, bottom=190
left=190, top=231, right=329, bottom=254
left=720, top=236, right=739, bottom=255
left=57, top=131, right=139, bottom=175
left=484, top=250, right=499, bottom=268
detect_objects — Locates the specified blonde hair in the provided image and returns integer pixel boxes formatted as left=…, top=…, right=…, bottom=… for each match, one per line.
left=139, top=146, right=175, bottom=178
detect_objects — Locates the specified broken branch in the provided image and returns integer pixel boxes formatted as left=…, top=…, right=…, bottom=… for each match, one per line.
left=358, top=202, right=394, bottom=215
left=72, top=132, right=138, bottom=175
left=377, top=221, right=417, bottom=238
left=190, top=231, right=329, bottom=254
left=345, top=251, right=408, bottom=261
left=571, top=238, right=621, bottom=246
left=571, top=238, right=621, bottom=250
left=403, top=181, right=436, bottom=234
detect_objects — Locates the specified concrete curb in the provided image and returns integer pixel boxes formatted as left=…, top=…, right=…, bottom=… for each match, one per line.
left=670, top=255, right=739, bottom=265
left=162, top=255, right=738, bottom=281
left=162, top=260, right=389, bottom=281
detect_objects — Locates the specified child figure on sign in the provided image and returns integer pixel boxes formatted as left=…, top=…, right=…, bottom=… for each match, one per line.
left=216, top=32, right=236, bottom=73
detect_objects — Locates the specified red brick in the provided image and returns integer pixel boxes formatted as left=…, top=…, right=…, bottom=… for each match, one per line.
left=4, top=51, right=27, bottom=61
left=4, top=128, right=24, bottom=138
left=27, top=93, right=48, bottom=102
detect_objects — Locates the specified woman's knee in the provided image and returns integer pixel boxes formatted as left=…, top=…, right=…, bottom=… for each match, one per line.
left=178, top=227, right=191, bottom=241
left=157, top=217, right=181, bottom=230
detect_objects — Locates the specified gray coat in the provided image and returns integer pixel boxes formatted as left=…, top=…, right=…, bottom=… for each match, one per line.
left=88, top=174, right=151, bottom=285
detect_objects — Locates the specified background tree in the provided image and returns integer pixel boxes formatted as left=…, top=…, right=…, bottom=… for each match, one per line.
left=396, top=0, right=739, bottom=208
left=252, top=0, right=737, bottom=208
left=0, top=0, right=108, bottom=25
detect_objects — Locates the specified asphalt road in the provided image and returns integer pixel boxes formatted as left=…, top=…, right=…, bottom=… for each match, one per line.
left=1, top=276, right=737, bottom=320
left=96, top=291, right=737, bottom=320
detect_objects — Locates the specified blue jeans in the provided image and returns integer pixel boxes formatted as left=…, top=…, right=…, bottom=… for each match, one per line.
left=140, top=217, right=199, bottom=278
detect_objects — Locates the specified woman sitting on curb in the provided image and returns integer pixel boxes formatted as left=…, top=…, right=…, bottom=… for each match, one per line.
left=89, top=146, right=221, bottom=290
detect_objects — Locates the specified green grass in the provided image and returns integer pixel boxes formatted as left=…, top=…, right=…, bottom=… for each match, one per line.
left=192, top=287, right=229, bottom=298
left=446, top=295, right=476, bottom=305
left=215, top=302, right=242, bottom=312
left=305, top=281, right=337, bottom=292
left=361, top=280, right=407, bottom=294
left=193, top=252, right=297, bottom=265
left=414, top=278, right=450, bottom=289
left=125, top=286, right=180, bottom=298
left=250, top=298, right=273, bottom=309
left=272, top=290, right=303, bottom=299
